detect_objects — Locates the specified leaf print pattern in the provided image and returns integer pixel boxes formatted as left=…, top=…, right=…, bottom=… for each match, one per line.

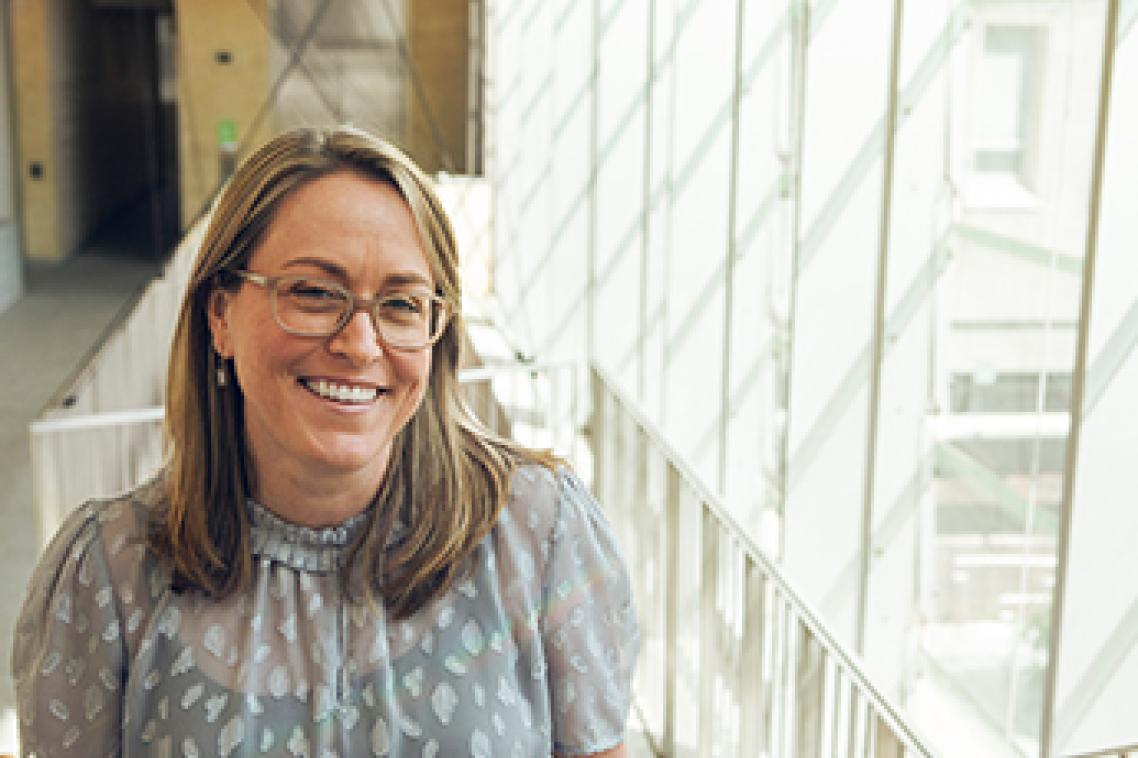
left=13, top=466, right=638, bottom=756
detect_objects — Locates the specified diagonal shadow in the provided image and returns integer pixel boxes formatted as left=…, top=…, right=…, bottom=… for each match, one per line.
left=820, top=451, right=931, bottom=616
left=613, top=8, right=967, bottom=488
left=1045, top=9, right=1138, bottom=728
left=609, top=179, right=783, bottom=378
left=1054, top=588, right=1138, bottom=748
left=687, top=340, right=776, bottom=458
left=607, top=3, right=961, bottom=379
left=492, top=0, right=529, bottom=37
left=494, top=66, right=526, bottom=113
left=509, top=0, right=958, bottom=392
left=797, top=8, right=968, bottom=274
left=521, top=0, right=546, bottom=35
left=1084, top=295, right=1138, bottom=416
left=1123, top=0, right=1138, bottom=41
left=519, top=71, right=556, bottom=138
left=787, top=245, right=946, bottom=491
left=522, top=0, right=812, bottom=344
left=509, top=0, right=707, bottom=324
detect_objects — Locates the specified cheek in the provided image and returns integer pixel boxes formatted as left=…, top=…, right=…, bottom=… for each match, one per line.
left=232, top=329, right=305, bottom=387
left=395, top=353, right=432, bottom=412
left=395, top=350, right=432, bottom=385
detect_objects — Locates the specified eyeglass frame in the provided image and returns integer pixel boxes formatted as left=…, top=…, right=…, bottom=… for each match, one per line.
left=229, top=270, right=452, bottom=350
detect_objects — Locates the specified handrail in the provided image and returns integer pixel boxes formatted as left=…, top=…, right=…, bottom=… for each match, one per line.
left=28, top=364, right=572, bottom=431
left=590, top=362, right=934, bottom=757
left=1065, top=743, right=1138, bottom=758
left=26, top=335, right=937, bottom=756
left=30, top=406, right=164, bottom=433
left=28, top=359, right=581, bottom=549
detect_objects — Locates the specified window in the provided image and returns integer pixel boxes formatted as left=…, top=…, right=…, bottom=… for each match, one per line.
left=949, top=372, right=1071, bottom=413
left=964, top=23, right=1046, bottom=207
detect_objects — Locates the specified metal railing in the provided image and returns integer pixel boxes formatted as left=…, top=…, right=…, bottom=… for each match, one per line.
left=28, top=408, right=165, bottom=547
left=1065, top=744, right=1138, bottom=758
left=27, top=220, right=202, bottom=546
left=27, top=283, right=936, bottom=758
left=27, top=361, right=581, bottom=548
left=40, top=221, right=201, bottom=417
left=589, top=364, right=933, bottom=758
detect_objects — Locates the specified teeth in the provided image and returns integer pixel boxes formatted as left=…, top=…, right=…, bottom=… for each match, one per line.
left=305, top=379, right=378, bottom=404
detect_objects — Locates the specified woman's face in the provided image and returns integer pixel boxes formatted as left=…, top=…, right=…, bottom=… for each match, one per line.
left=208, top=170, right=434, bottom=491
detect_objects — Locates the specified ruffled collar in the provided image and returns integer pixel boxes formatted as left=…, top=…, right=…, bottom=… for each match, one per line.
left=247, top=500, right=373, bottom=573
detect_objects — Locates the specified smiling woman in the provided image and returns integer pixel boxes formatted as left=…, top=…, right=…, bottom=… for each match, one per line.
left=12, top=127, right=638, bottom=757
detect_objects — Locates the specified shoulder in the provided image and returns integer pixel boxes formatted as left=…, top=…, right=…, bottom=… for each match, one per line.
left=40, top=476, right=153, bottom=563
left=18, top=475, right=161, bottom=628
left=497, top=462, right=626, bottom=578
left=500, top=462, right=594, bottom=536
left=62, top=474, right=159, bottom=562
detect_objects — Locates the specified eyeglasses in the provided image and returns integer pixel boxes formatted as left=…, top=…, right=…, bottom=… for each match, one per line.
left=233, top=271, right=451, bottom=349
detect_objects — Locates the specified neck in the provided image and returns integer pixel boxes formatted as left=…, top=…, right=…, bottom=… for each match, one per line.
left=247, top=449, right=391, bottom=528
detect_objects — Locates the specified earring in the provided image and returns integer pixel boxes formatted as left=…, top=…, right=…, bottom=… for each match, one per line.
left=216, top=357, right=228, bottom=387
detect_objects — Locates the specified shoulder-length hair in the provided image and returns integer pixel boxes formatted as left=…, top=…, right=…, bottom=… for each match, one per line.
left=151, top=126, right=552, bottom=618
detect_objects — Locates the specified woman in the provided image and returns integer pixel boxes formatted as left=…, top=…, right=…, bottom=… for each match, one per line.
left=13, top=127, right=638, bottom=757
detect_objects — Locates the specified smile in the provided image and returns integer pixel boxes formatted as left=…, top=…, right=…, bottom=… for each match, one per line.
left=300, top=378, right=383, bottom=404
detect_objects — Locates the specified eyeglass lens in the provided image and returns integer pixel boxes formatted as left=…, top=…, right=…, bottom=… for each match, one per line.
left=272, top=277, right=442, bottom=346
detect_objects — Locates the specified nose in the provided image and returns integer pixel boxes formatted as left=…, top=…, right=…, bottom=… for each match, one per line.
left=328, top=308, right=383, bottom=366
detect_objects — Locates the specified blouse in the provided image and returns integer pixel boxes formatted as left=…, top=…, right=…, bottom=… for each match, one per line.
left=12, top=464, right=639, bottom=757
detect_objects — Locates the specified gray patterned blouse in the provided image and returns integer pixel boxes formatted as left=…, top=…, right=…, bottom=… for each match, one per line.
left=12, top=464, right=638, bottom=757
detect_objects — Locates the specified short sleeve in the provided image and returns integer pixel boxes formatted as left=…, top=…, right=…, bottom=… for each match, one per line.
left=542, top=469, right=639, bottom=755
left=12, top=502, right=125, bottom=757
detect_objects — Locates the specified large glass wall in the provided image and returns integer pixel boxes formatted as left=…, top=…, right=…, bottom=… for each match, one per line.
left=1049, top=2, right=1138, bottom=756
left=488, top=0, right=1132, bottom=756
left=271, top=0, right=407, bottom=144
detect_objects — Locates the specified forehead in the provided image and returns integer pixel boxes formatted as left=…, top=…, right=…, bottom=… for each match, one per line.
left=248, top=170, right=434, bottom=281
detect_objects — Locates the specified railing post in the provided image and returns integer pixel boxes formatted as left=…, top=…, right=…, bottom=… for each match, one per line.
left=583, top=366, right=932, bottom=757
left=738, top=556, right=768, bottom=756
left=700, top=505, right=720, bottom=757
left=663, top=461, right=681, bottom=756
left=874, top=713, right=904, bottom=758
left=795, top=622, right=825, bottom=758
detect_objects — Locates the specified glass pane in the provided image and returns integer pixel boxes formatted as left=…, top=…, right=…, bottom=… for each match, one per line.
left=782, top=0, right=894, bottom=646
left=891, top=2, right=1110, bottom=756
left=1050, top=3, right=1138, bottom=755
left=272, top=0, right=406, bottom=141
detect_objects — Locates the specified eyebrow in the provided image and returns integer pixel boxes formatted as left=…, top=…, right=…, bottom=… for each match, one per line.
left=281, top=257, right=349, bottom=279
left=281, top=258, right=432, bottom=290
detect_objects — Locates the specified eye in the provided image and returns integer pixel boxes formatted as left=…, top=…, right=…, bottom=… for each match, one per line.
left=382, top=294, right=425, bottom=313
left=283, top=278, right=345, bottom=302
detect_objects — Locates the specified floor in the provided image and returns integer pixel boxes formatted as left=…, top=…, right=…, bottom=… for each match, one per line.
left=0, top=225, right=159, bottom=752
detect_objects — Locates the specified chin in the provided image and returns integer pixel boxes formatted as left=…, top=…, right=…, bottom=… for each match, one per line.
left=308, top=437, right=394, bottom=476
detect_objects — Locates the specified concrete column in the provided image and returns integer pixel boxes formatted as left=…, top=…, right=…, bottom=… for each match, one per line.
left=0, top=0, right=22, bottom=313
left=174, top=0, right=272, bottom=226
left=406, top=0, right=469, bottom=174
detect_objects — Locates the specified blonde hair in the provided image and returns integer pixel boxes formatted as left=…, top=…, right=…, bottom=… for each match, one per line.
left=152, top=126, right=553, bottom=617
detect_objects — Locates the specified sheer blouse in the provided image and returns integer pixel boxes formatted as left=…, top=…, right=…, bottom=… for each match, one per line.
left=12, top=464, right=638, bottom=757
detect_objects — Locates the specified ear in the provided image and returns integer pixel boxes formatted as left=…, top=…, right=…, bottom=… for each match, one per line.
left=207, top=288, right=235, bottom=359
